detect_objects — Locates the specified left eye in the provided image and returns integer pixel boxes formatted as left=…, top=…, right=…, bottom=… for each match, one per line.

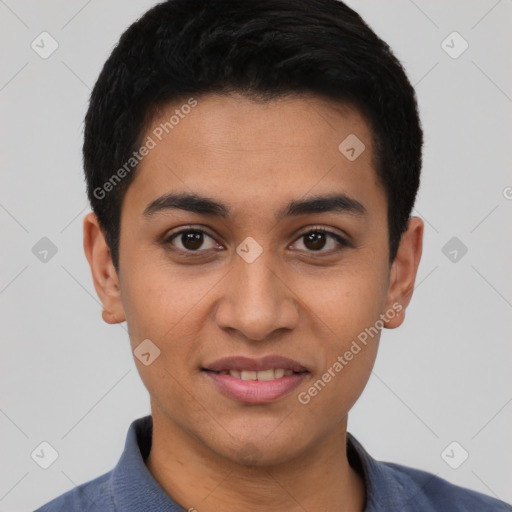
left=292, top=228, right=346, bottom=252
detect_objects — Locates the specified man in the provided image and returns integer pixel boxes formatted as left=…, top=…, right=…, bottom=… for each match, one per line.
left=36, top=0, right=511, bottom=510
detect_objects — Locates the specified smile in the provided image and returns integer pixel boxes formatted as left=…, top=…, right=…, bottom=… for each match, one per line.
left=216, top=369, right=295, bottom=380
left=202, top=356, right=309, bottom=403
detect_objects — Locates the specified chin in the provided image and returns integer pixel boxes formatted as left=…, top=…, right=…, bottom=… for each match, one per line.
left=215, top=431, right=309, bottom=468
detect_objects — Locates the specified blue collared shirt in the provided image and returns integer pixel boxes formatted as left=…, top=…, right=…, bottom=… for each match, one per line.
left=35, top=415, right=511, bottom=511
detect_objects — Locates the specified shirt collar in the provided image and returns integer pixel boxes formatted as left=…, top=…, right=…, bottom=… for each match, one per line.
left=110, top=415, right=410, bottom=512
left=111, top=415, right=183, bottom=510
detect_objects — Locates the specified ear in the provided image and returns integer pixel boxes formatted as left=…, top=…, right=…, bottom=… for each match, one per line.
left=383, top=216, right=423, bottom=329
left=83, top=212, right=126, bottom=324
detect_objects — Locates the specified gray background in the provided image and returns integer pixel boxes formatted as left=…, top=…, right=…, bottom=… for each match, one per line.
left=1, top=0, right=511, bottom=510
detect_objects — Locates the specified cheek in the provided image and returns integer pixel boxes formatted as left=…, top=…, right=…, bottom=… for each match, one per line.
left=118, top=257, right=224, bottom=399
left=293, top=261, right=387, bottom=411
left=299, top=260, right=389, bottom=342
left=299, top=350, right=378, bottom=429
left=120, top=268, right=205, bottom=410
left=120, top=258, right=221, bottom=344
left=297, top=274, right=384, bottom=414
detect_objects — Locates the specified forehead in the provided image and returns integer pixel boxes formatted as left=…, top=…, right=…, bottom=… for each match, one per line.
left=144, top=92, right=374, bottom=159
left=124, top=92, right=384, bottom=222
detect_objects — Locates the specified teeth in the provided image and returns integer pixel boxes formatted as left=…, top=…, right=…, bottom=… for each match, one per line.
left=257, top=369, right=275, bottom=381
left=274, top=368, right=285, bottom=379
left=228, top=369, right=293, bottom=380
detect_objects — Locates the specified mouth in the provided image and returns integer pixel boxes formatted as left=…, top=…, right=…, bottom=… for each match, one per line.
left=202, top=356, right=309, bottom=404
left=209, top=368, right=299, bottom=380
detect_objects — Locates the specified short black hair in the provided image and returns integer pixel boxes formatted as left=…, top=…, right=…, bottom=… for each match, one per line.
left=84, top=0, right=423, bottom=271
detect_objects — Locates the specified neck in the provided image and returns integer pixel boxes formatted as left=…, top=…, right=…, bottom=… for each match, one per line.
left=146, top=408, right=365, bottom=512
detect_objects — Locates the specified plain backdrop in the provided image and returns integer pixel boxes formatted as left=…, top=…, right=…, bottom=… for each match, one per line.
left=1, top=1, right=511, bottom=510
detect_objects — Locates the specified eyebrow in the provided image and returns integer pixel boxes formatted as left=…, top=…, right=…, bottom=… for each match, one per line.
left=142, top=191, right=367, bottom=220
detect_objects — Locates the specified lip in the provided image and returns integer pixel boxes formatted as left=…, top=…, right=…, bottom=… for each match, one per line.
left=202, top=355, right=309, bottom=404
left=203, top=355, right=308, bottom=373
left=204, top=371, right=307, bottom=404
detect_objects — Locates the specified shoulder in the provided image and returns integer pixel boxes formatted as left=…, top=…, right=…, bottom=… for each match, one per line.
left=347, top=433, right=511, bottom=512
left=33, top=470, right=115, bottom=512
left=382, top=461, right=512, bottom=511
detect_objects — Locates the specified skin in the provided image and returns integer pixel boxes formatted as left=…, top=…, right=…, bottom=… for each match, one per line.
left=84, top=92, right=423, bottom=511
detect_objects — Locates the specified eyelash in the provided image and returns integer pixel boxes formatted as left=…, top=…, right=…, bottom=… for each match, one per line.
left=163, top=226, right=348, bottom=257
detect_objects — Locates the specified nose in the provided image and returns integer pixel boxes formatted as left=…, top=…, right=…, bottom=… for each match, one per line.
left=214, top=250, right=299, bottom=342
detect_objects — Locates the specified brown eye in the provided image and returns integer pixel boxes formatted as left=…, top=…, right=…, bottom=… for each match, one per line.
left=180, top=231, right=204, bottom=250
left=167, top=229, right=218, bottom=252
left=293, top=228, right=346, bottom=253
left=303, top=231, right=327, bottom=251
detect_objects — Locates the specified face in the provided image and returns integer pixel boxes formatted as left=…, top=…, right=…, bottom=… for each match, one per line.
left=86, top=92, right=422, bottom=466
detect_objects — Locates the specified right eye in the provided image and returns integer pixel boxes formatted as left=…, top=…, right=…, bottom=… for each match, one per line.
left=164, top=228, right=221, bottom=254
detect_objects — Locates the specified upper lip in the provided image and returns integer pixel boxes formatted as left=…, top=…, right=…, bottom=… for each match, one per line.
left=203, top=356, right=308, bottom=373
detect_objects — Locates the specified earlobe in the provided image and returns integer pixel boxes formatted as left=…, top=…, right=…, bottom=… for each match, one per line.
left=102, top=308, right=123, bottom=324
left=384, top=216, right=424, bottom=329
left=83, top=212, right=126, bottom=325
